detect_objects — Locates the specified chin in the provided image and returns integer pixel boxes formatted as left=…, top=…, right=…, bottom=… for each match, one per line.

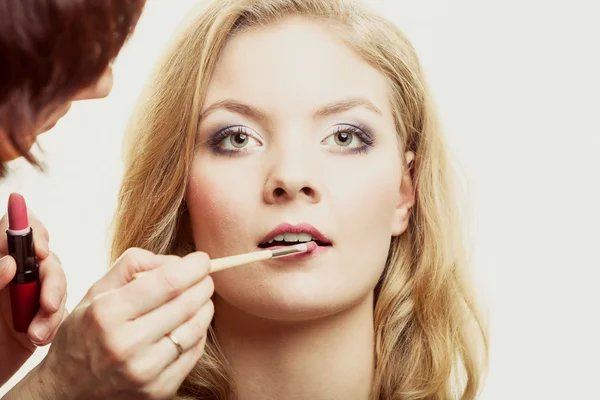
left=214, top=275, right=375, bottom=322
left=224, top=298, right=352, bottom=322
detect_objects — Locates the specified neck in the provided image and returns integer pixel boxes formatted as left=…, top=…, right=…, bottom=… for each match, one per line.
left=213, top=293, right=375, bottom=400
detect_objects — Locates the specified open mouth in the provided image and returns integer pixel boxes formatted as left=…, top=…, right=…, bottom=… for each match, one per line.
left=258, top=235, right=331, bottom=249
left=257, top=223, right=332, bottom=249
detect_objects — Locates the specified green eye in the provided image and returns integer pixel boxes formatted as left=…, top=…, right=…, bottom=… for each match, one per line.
left=209, top=126, right=262, bottom=153
left=322, top=129, right=364, bottom=149
left=227, top=132, right=250, bottom=148
left=333, top=131, right=355, bottom=146
left=320, top=124, right=375, bottom=154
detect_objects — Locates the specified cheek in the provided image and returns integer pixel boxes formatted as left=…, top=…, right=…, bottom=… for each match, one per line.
left=324, top=153, right=400, bottom=233
left=185, top=158, right=257, bottom=257
left=325, top=151, right=401, bottom=279
left=37, top=102, right=72, bottom=133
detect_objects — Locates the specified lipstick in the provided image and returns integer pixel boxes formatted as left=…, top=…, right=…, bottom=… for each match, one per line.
left=7, top=193, right=40, bottom=332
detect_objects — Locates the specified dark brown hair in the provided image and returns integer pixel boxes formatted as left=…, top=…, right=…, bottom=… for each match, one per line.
left=0, top=0, right=146, bottom=176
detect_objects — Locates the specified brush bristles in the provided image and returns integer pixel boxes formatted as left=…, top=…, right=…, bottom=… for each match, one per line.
left=294, top=243, right=308, bottom=252
left=271, top=242, right=311, bottom=258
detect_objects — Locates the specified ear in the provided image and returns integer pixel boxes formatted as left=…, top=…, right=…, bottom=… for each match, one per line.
left=391, top=151, right=415, bottom=236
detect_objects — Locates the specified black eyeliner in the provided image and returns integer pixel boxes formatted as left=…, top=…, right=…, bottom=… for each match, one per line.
left=205, top=122, right=376, bottom=155
left=330, top=123, right=376, bottom=154
left=206, top=126, right=254, bottom=156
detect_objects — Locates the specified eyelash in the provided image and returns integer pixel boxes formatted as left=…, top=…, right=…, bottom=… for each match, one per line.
left=206, top=126, right=258, bottom=156
left=327, top=124, right=375, bottom=154
left=205, top=124, right=376, bottom=155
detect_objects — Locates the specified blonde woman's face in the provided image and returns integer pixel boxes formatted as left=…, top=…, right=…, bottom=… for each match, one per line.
left=186, top=17, right=413, bottom=320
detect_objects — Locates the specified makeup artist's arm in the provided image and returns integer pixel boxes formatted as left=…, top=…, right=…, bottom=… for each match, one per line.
left=4, top=248, right=214, bottom=400
left=0, top=212, right=67, bottom=387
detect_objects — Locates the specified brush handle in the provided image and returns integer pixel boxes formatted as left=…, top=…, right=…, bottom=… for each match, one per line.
left=130, top=249, right=272, bottom=281
left=130, top=244, right=308, bottom=281
left=209, top=249, right=272, bottom=272
left=210, top=243, right=308, bottom=271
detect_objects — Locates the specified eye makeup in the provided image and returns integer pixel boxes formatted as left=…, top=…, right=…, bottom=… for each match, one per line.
left=205, top=125, right=263, bottom=156
left=203, top=121, right=377, bottom=156
left=321, top=123, right=376, bottom=155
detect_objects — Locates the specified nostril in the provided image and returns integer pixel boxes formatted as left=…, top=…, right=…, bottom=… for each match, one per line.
left=301, top=187, right=313, bottom=197
left=269, top=185, right=317, bottom=201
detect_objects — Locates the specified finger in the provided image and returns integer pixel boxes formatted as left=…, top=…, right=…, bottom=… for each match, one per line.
left=0, top=210, right=50, bottom=259
left=105, top=252, right=211, bottom=320
left=28, top=288, right=67, bottom=345
left=0, top=213, right=7, bottom=250
left=42, top=303, right=70, bottom=346
left=142, top=335, right=208, bottom=399
left=123, top=300, right=214, bottom=383
left=28, top=210, right=50, bottom=259
left=0, top=255, right=16, bottom=290
left=85, top=248, right=166, bottom=300
left=129, top=277, right=213, bottom=345
left=157, top=299, right=214, bottom=357
left=32, top=229, right=50, bottom=260
left=92, top=276, right=212, bottom=372
left=38, top=252, right=66, bottom=313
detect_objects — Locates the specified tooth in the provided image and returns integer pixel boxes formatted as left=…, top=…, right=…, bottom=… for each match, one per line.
left=298, top=233, right=312, bottom=242
left=274, top=234, right=284, bottom=241
left=268, top=239, right=274, bottom=243
left=283, top=233, right=299, bottom=242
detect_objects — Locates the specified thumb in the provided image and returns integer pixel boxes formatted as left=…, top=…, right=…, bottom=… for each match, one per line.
left=0, top=255, right=16, bottom=290
left=84, top=248, right=166, bottom=301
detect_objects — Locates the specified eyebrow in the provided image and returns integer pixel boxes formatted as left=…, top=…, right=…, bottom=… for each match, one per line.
left=200, top=100, right=267, bottom=121
left=314, top=98, right=382, bottom=117
left=199, top=97, right=382, bottom=121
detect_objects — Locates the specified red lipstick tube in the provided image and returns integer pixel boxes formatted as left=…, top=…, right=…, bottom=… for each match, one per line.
left=7, top=193, right=40, bottom=332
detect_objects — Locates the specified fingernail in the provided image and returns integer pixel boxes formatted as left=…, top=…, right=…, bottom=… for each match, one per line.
left=0, top=256, right=9, bottom=273
left=32, top=323, right=50, bottom=342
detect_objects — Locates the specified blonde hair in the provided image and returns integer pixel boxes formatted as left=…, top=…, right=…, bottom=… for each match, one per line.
left=111, top=0, right=488, bottom=398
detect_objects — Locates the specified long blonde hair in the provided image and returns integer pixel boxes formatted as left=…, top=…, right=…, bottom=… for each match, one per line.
left=111, top=0, right=488, bottom=398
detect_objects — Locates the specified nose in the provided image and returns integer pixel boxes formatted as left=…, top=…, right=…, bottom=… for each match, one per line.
left=263, top=151, right=321, bottom=205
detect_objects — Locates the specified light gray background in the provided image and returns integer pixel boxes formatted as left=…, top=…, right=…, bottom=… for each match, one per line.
left=1, top=1, right=598, bottom=398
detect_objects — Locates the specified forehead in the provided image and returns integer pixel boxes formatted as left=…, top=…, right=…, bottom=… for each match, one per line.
left=205, top=17, right=392, bottom=118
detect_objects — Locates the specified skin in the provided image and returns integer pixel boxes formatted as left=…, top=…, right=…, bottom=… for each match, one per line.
left=2, top=66, right=216, bottom=399
left=0, top=67, right=113, bottom=387
left=0, top=212, right=65, bottom=385
left=0, top=67, right=114, bottom=162
left=186, top=17, right=414, bottom=399
left=5, top=249, right=215, bottom=400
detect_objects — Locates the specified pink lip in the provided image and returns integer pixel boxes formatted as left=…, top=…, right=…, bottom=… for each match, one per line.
left=258, top=223, right=332, bottom=245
